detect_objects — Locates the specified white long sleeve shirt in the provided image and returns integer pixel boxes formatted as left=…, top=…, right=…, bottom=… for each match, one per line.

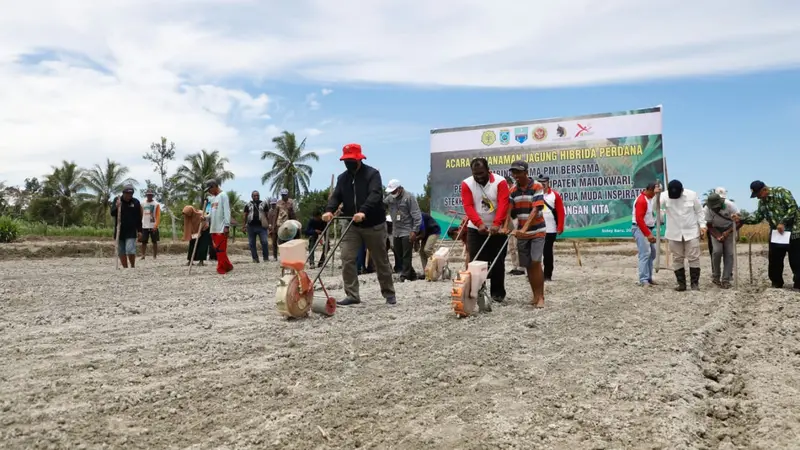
left=659, top=189, right=706, bottom=242
left=208, top=191, right=231, bottom=234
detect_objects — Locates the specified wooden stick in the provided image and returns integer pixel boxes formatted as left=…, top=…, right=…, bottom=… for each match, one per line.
left=654, top=179, right=662, bottom=273
left=731, top=223, right=740, bottom=289
left=326, top=174, right=335, bottom=274
left=572, top=241, right=582, bottom=267
left=662, top=158, right=671, bottom=268
left=748, top=232, right=754, bottom=285
left=114, top=195, right=122, bottom=269
left=188, top=201, right=208, bottom=274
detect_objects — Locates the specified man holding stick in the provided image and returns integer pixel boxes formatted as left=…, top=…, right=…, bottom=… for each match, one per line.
left=705, top=192, right=743, bottom=289
left=506, top=160, right=547, bottom=308
left=632, top=183, right=661, bottom=286
left=460, top=157, right=511, bottom=304
left=110, top=184, right=143, bottom=269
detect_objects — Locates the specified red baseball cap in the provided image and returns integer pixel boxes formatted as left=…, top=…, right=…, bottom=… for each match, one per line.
left=340, top=143, right=366, bottom=161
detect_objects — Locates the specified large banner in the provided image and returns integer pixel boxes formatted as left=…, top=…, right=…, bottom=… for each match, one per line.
left=429, top=106, right=664, bottom=239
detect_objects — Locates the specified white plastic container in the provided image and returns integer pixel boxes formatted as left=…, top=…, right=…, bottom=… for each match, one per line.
left=434, top=247, right=449, bottom=264
left=279, top=239, right=308, bottom=268
left=467, top=261, right=488, bottom=298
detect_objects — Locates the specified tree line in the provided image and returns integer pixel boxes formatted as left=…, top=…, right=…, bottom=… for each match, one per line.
left=0, top=131, right=320, bottom=228
left=0, top=130, right=433, bottom=237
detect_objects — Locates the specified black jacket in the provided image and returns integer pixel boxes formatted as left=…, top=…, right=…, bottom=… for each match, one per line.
left=110, top=196, right=143, bottom=239
left=326, top=163, right=386, bottom=228
left=305, top=217, right=326, bottom=236
left=420, top=212, right=441, bottom=237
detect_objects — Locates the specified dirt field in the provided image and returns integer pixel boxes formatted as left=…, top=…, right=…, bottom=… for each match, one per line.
left=1, top=240, right=799, bottom=449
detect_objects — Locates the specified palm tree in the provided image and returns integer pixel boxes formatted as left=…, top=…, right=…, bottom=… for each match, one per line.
left=226, top=190, right=245, bottom=218
left=82, top=159, right=138, bottom=226
left=260, top=131, right=319, bottom=198
left=175, top=149, right=235, bottom=205
left=44, top=161, right=90, bottom=226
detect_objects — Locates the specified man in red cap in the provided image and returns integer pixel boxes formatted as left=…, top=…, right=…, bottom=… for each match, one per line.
left=323, top=143, right=396, bottom=306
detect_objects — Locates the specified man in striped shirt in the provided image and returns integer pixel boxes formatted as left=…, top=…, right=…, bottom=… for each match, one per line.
left=507, top=160, right=547, bottom=308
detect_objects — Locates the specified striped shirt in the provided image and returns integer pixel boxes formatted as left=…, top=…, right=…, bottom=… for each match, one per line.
left=509, top=179, right=546, bottom=240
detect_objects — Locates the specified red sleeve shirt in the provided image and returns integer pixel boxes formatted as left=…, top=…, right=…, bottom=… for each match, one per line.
left=553, top=190, right=566, bottom=233
left=634, top=194, right=652, bottom=238
left=493, top=180, right=510, bottom=227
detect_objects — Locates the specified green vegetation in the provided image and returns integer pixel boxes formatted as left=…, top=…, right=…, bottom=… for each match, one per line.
left=0, top=216, right=20, bottom=243
left=0, top=131, right=432, bottom=240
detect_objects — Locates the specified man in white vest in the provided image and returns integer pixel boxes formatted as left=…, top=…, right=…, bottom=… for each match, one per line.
left=537, top=174, right=566, bottom=281
left=632, top=182, right=661, bottom=286
left=459, top=157, right=511, bottom=303
left=140, top=189, right=161, bottom=260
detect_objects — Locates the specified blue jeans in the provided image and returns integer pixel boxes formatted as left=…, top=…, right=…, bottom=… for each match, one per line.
left=247, top=224, right=269, bottom=261
left=633, top=226, right=656, bottom=284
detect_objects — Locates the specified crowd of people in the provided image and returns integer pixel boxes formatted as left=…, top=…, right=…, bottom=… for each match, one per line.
left=110, top=143, right=800, bottom=306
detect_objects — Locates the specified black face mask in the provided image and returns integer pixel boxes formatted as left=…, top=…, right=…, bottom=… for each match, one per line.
left=344, top=161, right=359, bottom=173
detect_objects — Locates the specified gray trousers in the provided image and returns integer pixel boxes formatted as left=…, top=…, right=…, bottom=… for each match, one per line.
left=669, top=237, right=701, bottom=270
left=340, top=223, right=395, bottom=301
left=711, top=233, right=735, bottom=282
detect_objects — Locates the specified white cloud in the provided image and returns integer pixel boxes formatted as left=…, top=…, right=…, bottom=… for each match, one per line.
left=321, top=88, right=333, bottom=96
left=305, top=93, right=320, bottom=111
left=303, top=128, right=323, bottom=137
left=1, top=0, right=799, bottom=186
left=264, top=124, right=282, bottom=138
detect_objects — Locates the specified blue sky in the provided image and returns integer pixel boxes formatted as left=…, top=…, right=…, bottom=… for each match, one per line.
left=2, top=0, right=799, bottom=214
left=245, top=70, right=799, bottom=212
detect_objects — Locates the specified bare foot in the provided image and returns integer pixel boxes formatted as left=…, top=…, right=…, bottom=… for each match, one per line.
left=533, top=298, right=545, bottom=308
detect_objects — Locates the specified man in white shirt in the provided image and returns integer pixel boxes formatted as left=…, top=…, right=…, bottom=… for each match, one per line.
left=205, top=179, right=233, bottom=275
left=660, top=180, right=707, bottom=291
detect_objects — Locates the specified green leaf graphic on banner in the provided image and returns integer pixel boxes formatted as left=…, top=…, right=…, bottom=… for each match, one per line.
left=429, top=107, right=664, bottom=239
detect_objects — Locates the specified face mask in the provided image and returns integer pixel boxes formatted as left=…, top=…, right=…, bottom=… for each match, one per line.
left=344, top=161, right=359, bottom=172
left=390, top=192, right=399, bottom=199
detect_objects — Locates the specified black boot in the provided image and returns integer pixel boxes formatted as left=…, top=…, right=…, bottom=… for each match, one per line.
left=690, top=267, right=701, bottom=291
left=674, top=268, right=687, bottom=291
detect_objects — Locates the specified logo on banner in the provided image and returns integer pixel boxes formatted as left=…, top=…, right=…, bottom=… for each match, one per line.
left=556, top=125, right=567, bottom=138
left=499, top=129, right=510, bottom=145
left=480, top=130, right=496, bottom=146
left=514, top=127, right=528, bottom=144
left=532, top=126, right=548, bottom=141
left=575, top=123, right=594, bottom=137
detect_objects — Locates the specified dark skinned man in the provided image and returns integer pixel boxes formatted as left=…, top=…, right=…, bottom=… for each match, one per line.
left=460, top=157, right=510, bottom=303
left=507, top=160, right=546, bottom=308
left=110, top=184, right=143, bottom=269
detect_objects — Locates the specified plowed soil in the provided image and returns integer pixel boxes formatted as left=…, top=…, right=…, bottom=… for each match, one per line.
left=1, top=240, right=798, bottom=449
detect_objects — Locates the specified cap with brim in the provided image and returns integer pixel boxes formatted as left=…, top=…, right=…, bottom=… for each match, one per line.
left=385, top=179, right=401, bottom=193
left=509, top=160, right=528, bottom=171
left=537, top=174, right=550, bottom=182
left=707, top=193, right=724, bottom=209
left=750, top=180, right=765, bottom=198
left=146, top=189, right=154, bottom=195
left=122, top=184, right=134, bottom=193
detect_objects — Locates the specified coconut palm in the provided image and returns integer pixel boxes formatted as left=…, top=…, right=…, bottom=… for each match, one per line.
left=82, top=159, right=138, bottom=226
left=226, top=190, right=245, bottom=218
left=44, top=161, right=90, bottom=226
left=260, top=131, right=319, bottom=198
left=175, top=149, right=235, bottom=205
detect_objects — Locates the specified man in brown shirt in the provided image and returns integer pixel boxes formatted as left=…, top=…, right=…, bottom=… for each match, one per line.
left=267, top=197, right=279, bottom=261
